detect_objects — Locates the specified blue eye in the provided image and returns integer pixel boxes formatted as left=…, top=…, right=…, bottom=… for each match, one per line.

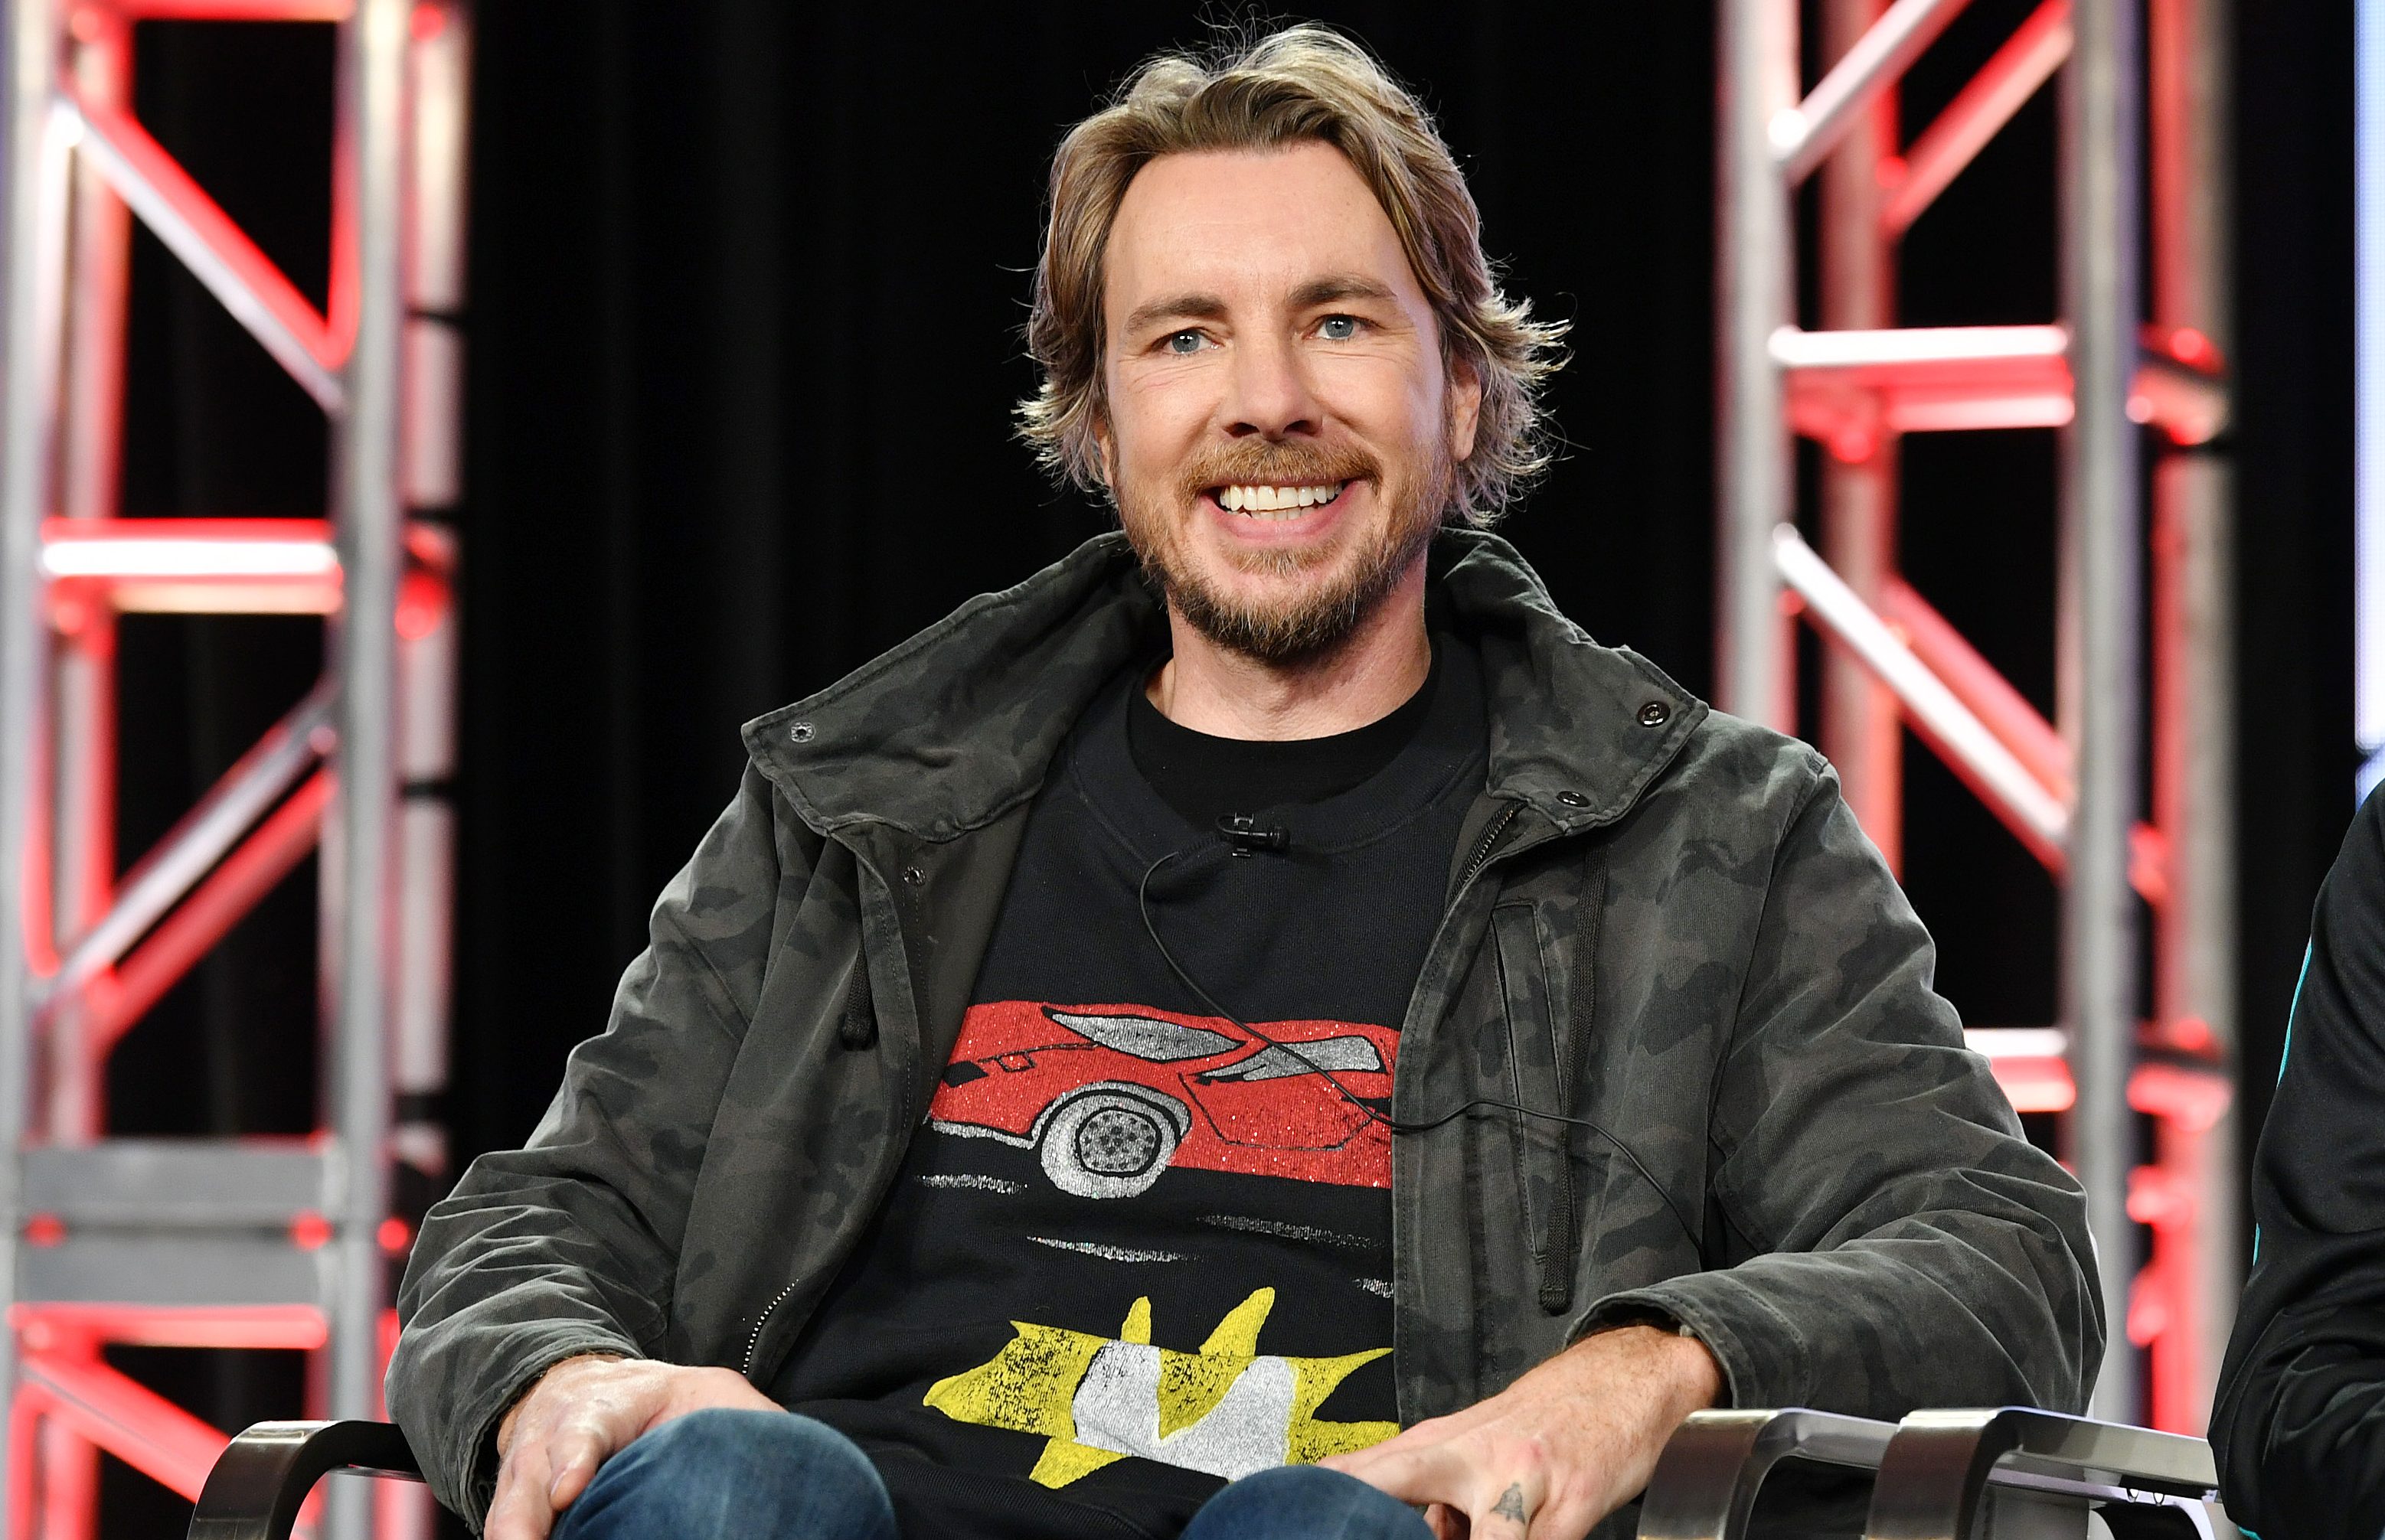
left=1165, top=331, right=1205, bottom=355
left=1318, top=315, right=1360, bottom=341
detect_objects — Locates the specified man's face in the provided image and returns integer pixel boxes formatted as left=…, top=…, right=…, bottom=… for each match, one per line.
left=1097, top=141, right=1482, bottom=664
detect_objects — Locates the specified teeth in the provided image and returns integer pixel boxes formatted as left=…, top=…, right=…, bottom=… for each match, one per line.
left=1217, top=481, right=1344, bottom=517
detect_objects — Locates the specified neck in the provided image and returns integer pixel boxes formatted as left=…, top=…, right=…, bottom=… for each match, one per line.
left=1148, top=562, right=1432, bottom=740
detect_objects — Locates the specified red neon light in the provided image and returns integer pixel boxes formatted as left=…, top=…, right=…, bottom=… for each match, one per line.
left=21, top=1218, right=62, bottom=1250
left=1989, top=1055, right=2075, bottom=1114
left=1883, top=0, right=2072, bottom=238
left=7, top=1391, right=35, bottom=1540
left=13, top=1305, right=325, bottom=1352
left=18, top=1352, right=228, bottom=1502
left=1880, top=579, right=2072, bottom=792
left=85, top=0, right=349, bottom=17
left=85, top=770, right=331, bottom=1055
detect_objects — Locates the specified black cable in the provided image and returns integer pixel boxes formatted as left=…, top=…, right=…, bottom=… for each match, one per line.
left=1135, top=847, right=1705, bottom=1251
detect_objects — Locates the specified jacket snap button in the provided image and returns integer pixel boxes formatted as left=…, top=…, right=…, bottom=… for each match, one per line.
left=789, top=721, right=815, bottom=743
left=1558, top=790, right=1589, bottom=808
left=1637, top=701, right=1671, bottom=727
left=902, top=866, right=925, bottom=886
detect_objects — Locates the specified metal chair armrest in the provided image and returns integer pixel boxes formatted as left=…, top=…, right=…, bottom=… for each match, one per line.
left=1862, top=1407, right=2220, bottom=1540
left=186, top=1419, right=424, bottom=1540
left=1639, top=1408, right=1900, bottom=1540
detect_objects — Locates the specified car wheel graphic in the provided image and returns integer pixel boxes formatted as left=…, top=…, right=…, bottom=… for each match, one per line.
left=1039, top=1091, right=1181, bottom=1199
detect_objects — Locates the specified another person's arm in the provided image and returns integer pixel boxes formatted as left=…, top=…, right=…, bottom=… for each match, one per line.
left=2214, top=787, right=2385, bottom=1540
left=387, top=765, right=796, bottom=1534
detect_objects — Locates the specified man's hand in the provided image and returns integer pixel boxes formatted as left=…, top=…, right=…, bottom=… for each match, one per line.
left=485, top=1352, right=780, bottom=1540
left=1319, top=1324, right=1723, bottom=1539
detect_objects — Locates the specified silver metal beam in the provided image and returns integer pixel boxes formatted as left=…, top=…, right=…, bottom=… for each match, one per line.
left=0, top=0, right=68, bottom=1496
left=2060, top=0, right=2146, bottom=1425
left=1718, top=0, right=1798, bottom=727
left=1773, top=324, right=2071, bottom=368
left=1776, top=0, right=1973, bottom=183
left=326, top=1, right=407, bottom=1535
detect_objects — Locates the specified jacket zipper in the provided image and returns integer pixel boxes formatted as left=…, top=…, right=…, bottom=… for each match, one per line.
left=744, top=854, right=926, bottom=1385
left=1456, top=802, right=1524, bottom=898
left=743, top=1280, right=802, bottom=1378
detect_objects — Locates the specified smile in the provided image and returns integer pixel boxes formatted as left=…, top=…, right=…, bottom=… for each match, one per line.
left=1210, top=481, right=1350, bottom=519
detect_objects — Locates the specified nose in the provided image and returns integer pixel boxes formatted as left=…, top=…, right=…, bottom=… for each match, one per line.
left=1223, top=329, right=1320, bottom=440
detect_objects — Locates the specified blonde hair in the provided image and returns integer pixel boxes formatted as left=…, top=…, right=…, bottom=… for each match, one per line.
left=1018, top=24, right=1566, bottom=527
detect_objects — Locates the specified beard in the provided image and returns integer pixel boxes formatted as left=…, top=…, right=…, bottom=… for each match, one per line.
left=1115, top=431, right=1452, bottom=667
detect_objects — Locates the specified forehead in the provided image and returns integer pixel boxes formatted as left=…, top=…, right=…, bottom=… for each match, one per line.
left=1103, top=141, right=1420, bottom=315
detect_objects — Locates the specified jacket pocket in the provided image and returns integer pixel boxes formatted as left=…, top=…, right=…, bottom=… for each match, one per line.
left=1491, top=903, right=1576, bottom=1313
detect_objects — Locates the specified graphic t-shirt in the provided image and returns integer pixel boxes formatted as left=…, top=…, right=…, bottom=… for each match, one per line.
left=774, top=636, right=1486, bottom=1539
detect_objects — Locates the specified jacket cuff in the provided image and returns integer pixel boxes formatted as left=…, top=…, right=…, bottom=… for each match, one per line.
left=1572, top=1277, right=1815, bottom=1411
left=449, top=1329, right=643, bottom=1533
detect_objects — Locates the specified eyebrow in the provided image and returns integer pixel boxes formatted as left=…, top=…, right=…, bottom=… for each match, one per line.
left=1289, top=275, right=1397, bottom=309
left=1122, top=292, right=1229, bottom=336
left=1119, top=275, right=1401, bottom=338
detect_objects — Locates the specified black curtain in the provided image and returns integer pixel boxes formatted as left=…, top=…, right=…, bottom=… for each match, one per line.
left=92, top=1, right=2351, bottom=1532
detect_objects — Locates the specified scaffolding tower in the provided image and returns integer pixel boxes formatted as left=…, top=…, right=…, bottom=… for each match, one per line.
left=1718, top=0, right=2236, bottom=1430
left=0, top=0, right=466, bottom=1535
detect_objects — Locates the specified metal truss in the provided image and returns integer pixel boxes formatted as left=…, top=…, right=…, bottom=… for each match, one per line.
left=0, top=0, right=467, bottom=1535
left=1719, top=0, right=2235, bottom=1431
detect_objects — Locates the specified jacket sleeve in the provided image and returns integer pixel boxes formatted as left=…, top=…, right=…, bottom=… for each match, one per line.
left=1583, top=762, right=2102, bottom=1418
left=386, top=763, right=792, bottom=1529
left=2211, top=788, right=2385, bottom=1540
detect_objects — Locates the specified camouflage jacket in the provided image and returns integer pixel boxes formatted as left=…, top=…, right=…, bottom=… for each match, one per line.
left=390, top=530, right=2100, bottom=1531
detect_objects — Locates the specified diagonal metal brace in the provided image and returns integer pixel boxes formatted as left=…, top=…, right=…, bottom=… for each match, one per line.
left=37, top=676, right=335, bottom=1013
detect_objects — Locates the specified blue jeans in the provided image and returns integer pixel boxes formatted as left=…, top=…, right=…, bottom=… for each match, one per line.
left=549, top=1408, right=1432, bottom=1540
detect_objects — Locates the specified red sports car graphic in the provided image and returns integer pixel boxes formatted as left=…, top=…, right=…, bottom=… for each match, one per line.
left=929, top=1001, right=1399, bottom=1197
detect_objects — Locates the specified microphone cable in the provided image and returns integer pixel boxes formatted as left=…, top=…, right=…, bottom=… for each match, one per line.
left=1135, top=844, right=1705, bottom=1251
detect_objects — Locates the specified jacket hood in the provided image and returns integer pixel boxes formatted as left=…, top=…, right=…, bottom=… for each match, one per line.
left=743, top=528, right=1707, bottom=843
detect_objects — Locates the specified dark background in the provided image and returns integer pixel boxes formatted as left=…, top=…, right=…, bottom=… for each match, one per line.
left=96, top=1, right=2351, bottom=1532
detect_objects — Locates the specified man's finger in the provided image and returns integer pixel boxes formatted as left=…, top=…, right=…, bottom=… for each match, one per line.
left=1332, top=1437, right=1475, bottom=1510
left=1423, top=1500, right=1464, bottom=1540
left=485, top=1442, right=557, bottom=1540
left=1472, top=1476, right=1534, bottom=1538
left=543, top=1423, right=613, bottom=1510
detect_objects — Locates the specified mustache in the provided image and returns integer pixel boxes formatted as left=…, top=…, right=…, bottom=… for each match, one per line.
left=1174, top=442, right=1380, bottom=498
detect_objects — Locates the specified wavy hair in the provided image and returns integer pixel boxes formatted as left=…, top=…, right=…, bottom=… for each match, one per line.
left=1018, top=24, right=1567, bottom=527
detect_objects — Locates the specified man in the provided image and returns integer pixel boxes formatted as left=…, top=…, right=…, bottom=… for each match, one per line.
left=391, top=26, right=2099, bottom=1540
left=2213, top=786, right=2385, bottom=1536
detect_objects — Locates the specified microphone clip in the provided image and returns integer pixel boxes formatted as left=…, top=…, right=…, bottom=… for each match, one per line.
left=1216, top=813, right=1289, bottom=857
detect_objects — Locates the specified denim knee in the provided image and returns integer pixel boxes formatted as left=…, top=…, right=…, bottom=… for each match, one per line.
left=554, top=1407, right=894, bottom=1540
left=1183, top=1463, right=1434, bottom=1540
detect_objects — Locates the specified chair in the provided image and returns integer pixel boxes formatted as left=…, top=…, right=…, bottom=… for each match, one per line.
left=186, top=1421, right=423, bottom=1540
left=186, top=1405, right=2231, bottom=1540
left=1641, top=1405, right=2230, bottom=1539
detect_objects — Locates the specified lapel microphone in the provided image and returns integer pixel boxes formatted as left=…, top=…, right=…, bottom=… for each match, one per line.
left=1216, top=813, right=1290, bottom=856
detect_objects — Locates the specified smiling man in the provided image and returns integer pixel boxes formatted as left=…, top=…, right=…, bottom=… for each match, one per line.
left=390, top=27, right=2099, bottom=1540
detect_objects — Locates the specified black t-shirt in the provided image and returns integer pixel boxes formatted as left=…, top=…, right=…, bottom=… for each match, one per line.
left=776, top=637, right=1485, bottom=1540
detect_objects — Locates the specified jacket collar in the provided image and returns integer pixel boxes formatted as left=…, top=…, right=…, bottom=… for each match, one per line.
left=743, top=528, right=1706, bottom=843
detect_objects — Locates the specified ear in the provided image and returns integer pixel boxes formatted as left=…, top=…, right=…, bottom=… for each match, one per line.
left=1092, top=414, right=1117, bottom=494
left=1448, top=352, right=1484, bottom=465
